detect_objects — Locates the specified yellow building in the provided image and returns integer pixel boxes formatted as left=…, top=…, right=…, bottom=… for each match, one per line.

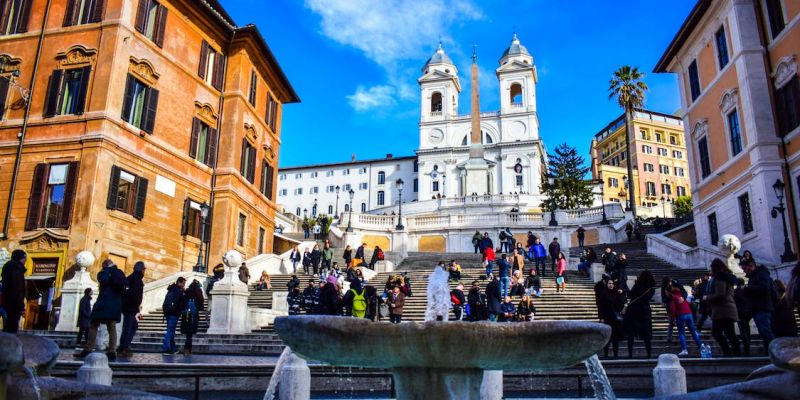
left=590, top=109, right=691, bottom=214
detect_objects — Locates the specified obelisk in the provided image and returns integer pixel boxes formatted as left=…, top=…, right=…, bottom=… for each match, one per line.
left=465, top=46, right=490, bottom=195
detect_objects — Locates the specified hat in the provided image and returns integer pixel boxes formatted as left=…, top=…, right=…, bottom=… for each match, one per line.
left=326, top=275, right=337, bottom=285
left=133, top=261, right=145, bottom=272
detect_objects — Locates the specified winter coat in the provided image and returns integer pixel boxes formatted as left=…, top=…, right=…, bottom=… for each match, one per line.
left=467, top=287, right=488, bottom=321
left=733, top=285, right=751, bottom=321
left=668, top=292, right=693, bottom=319
left=238, top=265, right=250, bottom=284
left=287, top=290, right=303, bottom=315
left=480, top=237, right=494, bottom=251
left=389, top=292, right=405, bottom=316
left=623, top=283, right=653, bottom=340
left=485, top=279, right=502, bottom=314
left=302, top=286, right=320, bottom=313
left=602, top=252, right=618, bottom=272
left=525, top=274, right=541, bottom=291
left=744, top=265, right=775, bottom=313
left=77, top=294, right=92, bottom=329
left=0, top=259, right=26, bottom=313
left=316, top=283, right=340, bottom=315
left=343, top=249, right=352, bottom=264
left=290, top=250, right=302, bottom=263
left=472, top=233, right=482, bottom=246
left=597, top=287, right=626, bottom=341
left=345, top=268, right=359, bottom=283
left=773, top=295, right=798, bottom=338
left=497, top=259, right=511, bottom=278
left=355, top=246, right=365, bottom=260
left=302, top=252, right=312, bottom=268
left=310, top=249, right=322, bottom=265
left=548, top=241, right=561, bottom=258
left=517, top=300, right=536, bottom=318
left=322, top=247, right=334, bottom=261
left=163, top=284, right=186, bottom=317
left=499, top=301, right=516, bottom=321
left=576, top=228, right=585, bottom=239
left=90, top=265, right=126, bottom=323
left=512, top=253, right=525, bottom=274
left=706, top=272, right=739, bottom=321
left=531, top=244, right=546, bottom=259
left=556, top=258, right=567, bottom=275
left=483, top=247, right=496, bottom=262
left=122, top=271, right=145, bottom=315
left=179, top=284, right=204, bottom=334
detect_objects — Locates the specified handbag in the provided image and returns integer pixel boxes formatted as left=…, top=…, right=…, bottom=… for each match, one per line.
left=379, top=303, right=390, bottom=318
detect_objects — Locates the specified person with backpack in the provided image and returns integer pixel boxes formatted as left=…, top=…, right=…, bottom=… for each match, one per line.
left=742, top=260, right=777, bottom=352
left=76, top=288, right=92, bottom=346
left=472, top=231, right=482, bottom=254
left=301, top=279, right=320, bottom=314
left=118, top=262, right=145, bottom=357
left=450, top=283, right=466, bottom=320
left=160, top=277, right=186, bottom=355
left=1, top=249, right=26, bottom=333
left=364, top=285, right=382, bottom=322
left=180, top=280, right=204, bottom=355
left=343, top=280, right=368, bottom=318
left=74, top=259, right=127, bottom=360
left=369, top=246, right=383, bottom=269
left=498, top=228, right=509, bottom=253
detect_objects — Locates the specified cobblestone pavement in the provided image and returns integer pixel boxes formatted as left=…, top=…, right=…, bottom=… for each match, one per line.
left=57, top=351, right=280, bottom=366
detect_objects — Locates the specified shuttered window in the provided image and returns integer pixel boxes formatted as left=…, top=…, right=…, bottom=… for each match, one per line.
left=25, top=162, right=80, bottom=230
left=106, top=166, right=148, bottom=220
left=260, top=159, right=274, bottom=200
left=121, top=73, right=159, bottom=134
left=698, top=137, right=711, bottom=178
left=240, top=139, right=256, bottom=183
left=198, top=40, right=226, bottom=91
left=248, top=70, right=257, bottom=106
left=43, top=66, right=92, bottom=117
left=0, top=0, right=32, bottom=35
left=266, top=93, right=278, bottom=132
left=688, top=60, right=701, bottom=101
left=63, top=0, right=105, bottom=26
left=134, top=0, right=167, bottom=47
left=189, top=117, right=217, bottom=167
left=775, top=75, right=800, bottom=136
left=181, top=198, right=204, bottom=238
left=0, top=76, right=9, bottom=120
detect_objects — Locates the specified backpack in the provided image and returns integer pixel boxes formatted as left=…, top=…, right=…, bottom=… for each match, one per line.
left=162, top=288, right=180, bottom=314
left=350, top=289, right=367, bottom=318
left=181, top=299, right=198, bottom=328
left=450, top=293, right=461, bottom=305
left=499, top=231, right=507, bottom=240
left=377, top=249, right=385, bottom=261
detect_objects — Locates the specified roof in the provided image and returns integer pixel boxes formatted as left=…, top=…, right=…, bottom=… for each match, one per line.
left=424, top=43, right=454, bottom=67
left=500, top=33, right=530, bottom=59
left=279, top=155, right=417, bottom=172
left=654, top=0, right=712, bottom=73
left=594, top=108, right=684, bottom=140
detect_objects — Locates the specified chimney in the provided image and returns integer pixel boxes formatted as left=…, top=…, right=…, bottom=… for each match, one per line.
left=386, top=153, right=393, bottom=159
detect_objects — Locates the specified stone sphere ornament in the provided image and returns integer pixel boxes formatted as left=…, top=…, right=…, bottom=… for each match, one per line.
left=222, top=250, right=243, bottom=269
left=75, top=250, right=96, bottom=271
left=719, top=234, right=741, bottom=256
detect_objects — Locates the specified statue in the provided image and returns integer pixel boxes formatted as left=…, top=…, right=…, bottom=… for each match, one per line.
left=719, top=234, right=745, bottom=277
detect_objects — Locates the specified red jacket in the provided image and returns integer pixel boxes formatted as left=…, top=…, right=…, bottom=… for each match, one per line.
left=668, top=290, right=692, bottom=319
left=484, top=247, right=496, bottom=262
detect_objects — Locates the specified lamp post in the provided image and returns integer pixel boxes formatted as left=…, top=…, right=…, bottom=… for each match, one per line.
left=395, top=178, right=405, bottom=231
left=772, top=179, right=797, bottom=262
left=346, top=189, right=355, bottom=232
left=660, top=195, right=669, bottom=219
left=193, top=203, right=211, bottom=273
left=598, top=179, right=609, bottom=225
left=334, top=185, right=340, bottom=219
left=548, top=177, right=558, bottom=226
left=312, top=198, right=318, bottom=217
left=622, top=175, right=630, bottom=211
left=303, top=208, right=307, bottom=218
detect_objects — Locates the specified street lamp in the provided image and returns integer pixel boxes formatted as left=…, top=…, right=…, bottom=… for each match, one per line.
left=346, top=189, right=355, bottom=232
left=660, top=195, right=670, bottom=219
left=598, top=179, right=609, bottom=225
left=193, top=203, right=211, bottom=273
left=622, top=175, right=630, bottom=211
left=303, top=208, right=307, bottom=218
left=334, top=185, right=341, bottom=219
left=772, top=179, right=797, bottom=262
left=312, top=198, right=318, bottom=217
left=548, top=177, right=558, bottom=226
left=395, top=178, right=405, bottom=231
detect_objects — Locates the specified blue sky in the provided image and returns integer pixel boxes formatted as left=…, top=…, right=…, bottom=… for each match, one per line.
left=220, top=0, right=696, bottom=168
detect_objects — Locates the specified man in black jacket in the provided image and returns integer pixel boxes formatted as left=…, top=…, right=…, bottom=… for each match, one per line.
left=1, top=249, right=27, bottom=333
left=118, top=261, right=145, bottom=357
left=742, top=261, right=776, bottom=351
left=161, top=277, right=186, bottom=354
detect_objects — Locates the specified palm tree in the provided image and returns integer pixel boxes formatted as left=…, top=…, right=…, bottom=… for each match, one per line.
left=609, top=66, right=648, bottom=218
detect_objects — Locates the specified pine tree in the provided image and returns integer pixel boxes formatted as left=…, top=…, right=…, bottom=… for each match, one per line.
left=541, top=143, right=593, bottom=211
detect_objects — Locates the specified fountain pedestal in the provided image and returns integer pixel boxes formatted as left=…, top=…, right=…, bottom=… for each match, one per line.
left=208, top=251, right=251, bottom=335
left=394, top=367, right=483, bottom=400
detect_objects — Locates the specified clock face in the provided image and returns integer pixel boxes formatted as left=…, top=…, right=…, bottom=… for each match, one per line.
left=429, top=129, right=444, bottom=144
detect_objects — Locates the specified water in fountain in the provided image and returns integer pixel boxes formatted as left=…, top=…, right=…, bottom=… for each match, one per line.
left=263, top=347, right=293, bottom=400
left=583, top=354, right=616, bottom=400
left=425, top=266, right=451, bottom=322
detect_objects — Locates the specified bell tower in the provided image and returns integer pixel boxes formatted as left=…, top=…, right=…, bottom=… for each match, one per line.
left=497, top=34, right=537, bottom=116
left=418, top=43, right=461, bottom=123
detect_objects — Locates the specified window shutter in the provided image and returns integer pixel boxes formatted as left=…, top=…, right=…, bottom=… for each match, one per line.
left=106, top=166, right=120, bottom=209
left=134, top=0, right=148, bottom=33
left=58, top=161, right=80, bottom=228
left=0, top=77, right=10, bottom=119
left=63, top=0, right=77, bottom=26
left=90, top=0, right=106, bottom=23
left=180, top=198, right=190, bottom=235
left=188, top=117, right=200, bottom=159
left=142, top=87, right=159, bottom=134
left=247, top=146, right=256, bottom=183
left=198, top=41, right=209, bottom=79
left=240, top=138, right=247, bottom=176
left=16, top=0, right=32, bottom=33
left=43, top=70, right=64, bottom=118
left=260, top=159, right=266, bottom=193
left=133, top=176, right=148, bottom=220
left=776, top=88, right=788, bottom=136
left=121, top=74, right=135, bottom=122
left=74, top=65, right=92, bottom=115
left=266, top=165, right=274, bottom=200
left=153, top=3, right=167, bottom=47
left=249, top=70, right=257, bottom=105
left=212, top=53, right=226, bottom=90
left=25, top=163, right=48, bottom=231
left=206, top=127, right=218, bottom=167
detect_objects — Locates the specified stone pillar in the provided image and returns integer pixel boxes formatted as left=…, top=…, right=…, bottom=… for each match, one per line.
left=591, top=263, right=605, bottom=283
left=279, top=351, right=311, bottom=400
left=480, top=370, right=503, bottom=400
left=652, top=354, right=686, bottom=397
left=77, top=353, right=113, bottom=386
left=54, top=251, right=98, bottom=332
left=207, top=250, right=251, bottom=335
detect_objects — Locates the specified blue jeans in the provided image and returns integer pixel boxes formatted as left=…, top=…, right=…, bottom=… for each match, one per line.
left=485, top=261, right=494, bottom=276
left=675, top=314, right=702, bottom=351
left=534, top=258, right=545, bottom=276
left=162, top=315, right=178, bottom=353
left=500, top=276, right=510, bottom=298
left=118, top=313, right=139, bottom=351
left=752, top=311, right=775, bottom=347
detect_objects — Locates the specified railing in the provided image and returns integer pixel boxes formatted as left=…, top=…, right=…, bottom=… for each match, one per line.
left=453, top=111, right=501, bottom=120
left=368, top=194, right=538, bottom=215
left=429, top=111, right=442, bottom=117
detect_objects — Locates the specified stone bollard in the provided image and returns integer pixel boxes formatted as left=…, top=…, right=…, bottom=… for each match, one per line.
left=653, top=353, right=686, bottom=397
left=278, top=351, right=310, bottom=400
left=77, top=353, right=113, bottom=386
left=480, top=370, right=503, bottom=400
left=0, top=333, right=24, bottom=400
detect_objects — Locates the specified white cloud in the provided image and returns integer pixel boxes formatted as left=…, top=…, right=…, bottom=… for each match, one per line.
left=346, top=85, right=396, bottom=111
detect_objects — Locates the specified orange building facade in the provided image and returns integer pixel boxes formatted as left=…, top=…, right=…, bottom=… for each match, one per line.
left=656, top=0, right=799, bottom=268
left=0, top=0, right=298, bottom=328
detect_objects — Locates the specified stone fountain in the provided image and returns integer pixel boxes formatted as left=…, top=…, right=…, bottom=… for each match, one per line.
left=273, top=266, right=612, bottom=399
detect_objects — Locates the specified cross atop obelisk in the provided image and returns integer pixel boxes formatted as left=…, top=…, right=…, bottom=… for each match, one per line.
left=469, top=44, right=483, bottom=160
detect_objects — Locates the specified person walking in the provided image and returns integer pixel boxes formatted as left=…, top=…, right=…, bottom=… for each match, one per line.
left=289, top=247, right=302, bottom=274
left=310, top=244, right=322, bottom=275
left=180, top=280, right=204, bottom=355
left=548, top=238, right=560, bottom=276
left=555, top=251, right=567, bottom=293
left=625, top=223, right=633, bottom=242
left=76, top=288, right=92, bottom=347
left=597, top=279, right=626, bottom=358
left=321, top=243, right=334, bottom=273
left=1, top=249, right=26, bottom=333
left=733, top=278, right=752, bottom=356
left=694, top=274, right=712, bottom=331
left=669, top=286, right=705, bottom=356
left=302, top=248, right=312, bottom=275
left=118, top=262, right=145, bottom=357
left=624, top=270, right=655, bottom=359
left=312, top=223, right=321, bottom=240
left=601, top=247, right=618, bottom=275
left=238, top=262, right=250, bottom=285
left=343, top=245, right=353, bottom=268
left=530, top=237, right=547, bottom=277
left=388, top=285, right=405, bottom=323
left=512, top=248, right=525, bottom=277
left=483, top=245, right=496, bottom=278
left=480, top=232, right=494, bottom=253
left=160, top=277, right=186, bottom=355
left=705, top=258, right=741, bottom=357
left=472, top=231, right=482, bottom=254
left=74, top=260, right=127, bottom=360
left=302, top=220, right=310, bottom=239
left=576, top=226, right=586, bottom=248
left=497, top=253, right=512, bottom=298
left=485, top=275, right=502, bottom=322
left=742, top=261, right=776, bottom=352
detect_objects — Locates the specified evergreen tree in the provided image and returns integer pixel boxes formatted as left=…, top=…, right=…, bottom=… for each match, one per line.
left=541, top=143, right=593, bottom=211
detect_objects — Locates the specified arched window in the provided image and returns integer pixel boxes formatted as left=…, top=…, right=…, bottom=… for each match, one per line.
left=510, top=83, right=523, bottom=105
left=377, top=191, right=385, bottom=206
left=431, top=92, right=442, bottom=112
left=361, top=203, right=367, bottom=212
left=461, top=131, right=493, bottom=146
left=327, top=205, right=333, bottom=214
left=344, top=204, right=350, bottom=212
left=377, top=171, right=385, bottom=184
left=295, top=207, right=301, bottom=216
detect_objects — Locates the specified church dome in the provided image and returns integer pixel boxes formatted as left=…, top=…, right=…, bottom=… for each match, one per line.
left=501, top=33, right=530, bottom=59
left=424, top=43, right=454, bottom=67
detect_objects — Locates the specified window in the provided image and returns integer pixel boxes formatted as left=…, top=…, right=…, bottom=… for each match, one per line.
left=413, top=178, right=418, bottom=192
left=708, top=212, right=719, bottom=246
left=361, top=203, right=367, bottom=212
left=775, top=75, right=800, bottom=136
left=377, top=171, right=385, bottom=184
left=344, top=204, right=349, bottom=212
left=510, top=83, right=523, bottom=105
left=644, top=163, right=654, bottom=172
left=198, top=40, right=225, bottom=90
left=728, top=109, right=743, bottom=156
left=640, top=130, right=650, bottom=140
left=295, top=207, right=301, bottom=216
left=257, top=227, right=265, bottom=254
left=658, top=147, right=668, bottom=156
left=43, top=67, right=91, bottom=117
left=672, top=150, right=683, bottom=159
left=431, top=91, right=442, bottom=112
left=326, top=185, right=334, bottom=193
left=608, top=177, right=619, bottom=188
left=327, top=205, right=333, bottom=214
left=661, top=184, right=672, bottom=195
left=295, top=173, right=302, bottom=179
left=659, top=164, right=670, bottom=174
left=764, top=0, right=786, bottom=39
left=121, top=74, right=159, bottom=134
left=738, top=193, right=753, bottom=234
left=189, top=118, right=218, bottom=167
left=515, top=174, right=523, bottom=187
left=343, top=169, right=350, bottom=175
left=620, top=151, right=626, bottom=161
left=642, top=145, right=653, bottom=154
left=181, top=199, right=204, bottom=238
left=134, top=0, right=167, bottom=47
left=279, top=174, right=286, bottom=181
left=266, top=93, right=278, bottom=132
left=413, top=160, right=418, bottom=172
left=294, top=188, right=302, bottom=195
left=688, top=60, right=701, bottom=101
left=63, top=0, right=105, bottom=26
left=670, top=135, right=679, bottom=146
left=715, top=26, right=729, bottom=69
left=675, top=167, right=685, bottom=177
left=240, top=139, right=256, bottom=183
left=698, top=137, right=711, bottom=178
left=310, top=172, right=318, bottom=178
left=377, top=191, right=385, bottom=206
left=326, top=170, right=334, bottom=177
left=237, top=213, right=246, bottom=247
left=311, top=186, right=319, bottom=194
left=25, top=162, right=79, bottom=230
left=106, top=166, right=148, bottom=219
left=0, top=0, right=31, bottom=35
left=655, top=132, right=663, bottom=143
left=432, top=181, right=439, bottom=192
left=359, top=167, right=367, bottom=174
left=248, top=70, right=257, bottom=105
left=279, top=189, right=287, bottom=196
left=676, top=186, right=686, bottom=197
left=343, top=184, right=351, bottom=191
left=646, top=181, right=656, bottom=196
left=359, top=182, right=367, bottom=190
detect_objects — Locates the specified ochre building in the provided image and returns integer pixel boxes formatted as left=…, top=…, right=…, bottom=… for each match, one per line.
left=0, top=0, right=298, bottom=329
